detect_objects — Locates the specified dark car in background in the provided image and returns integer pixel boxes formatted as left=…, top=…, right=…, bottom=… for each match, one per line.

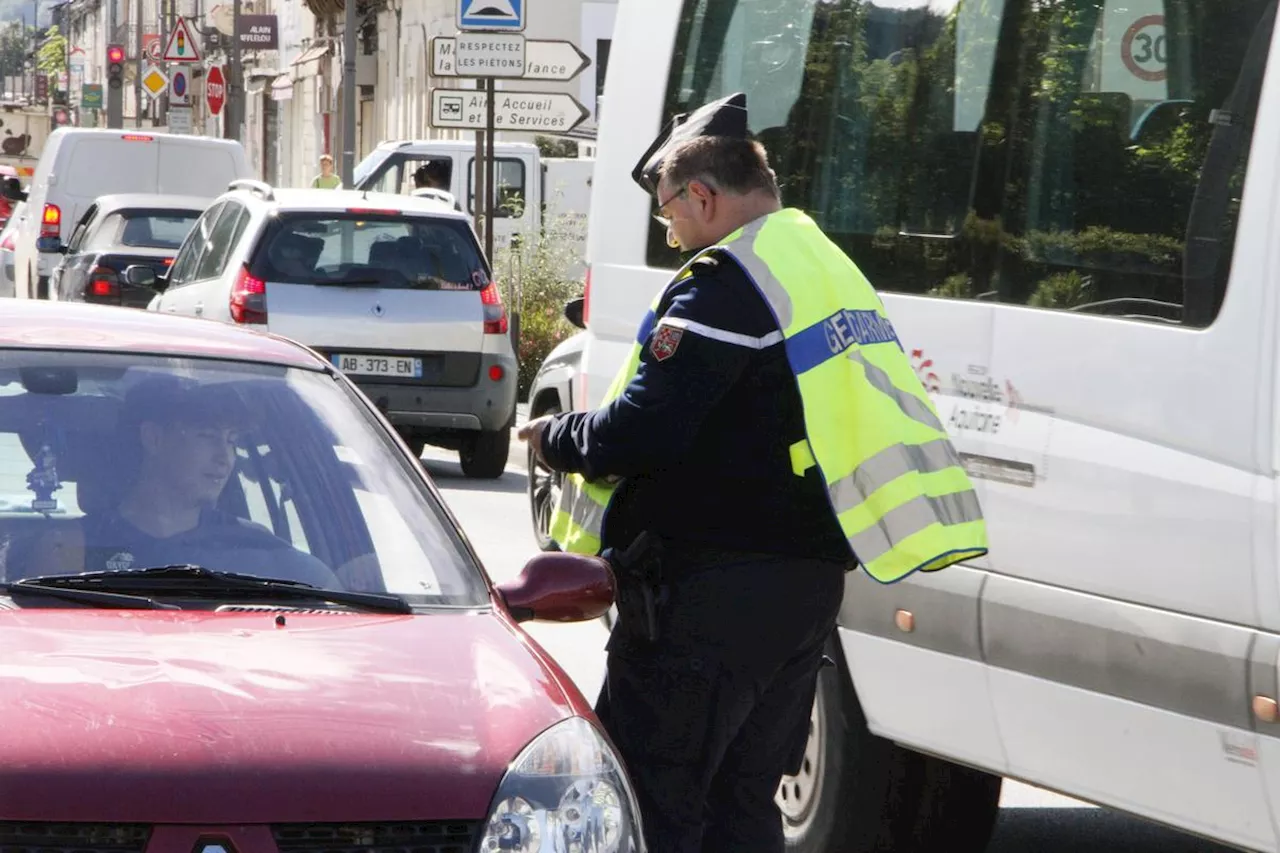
left=47, top=193, right=206, bottom=307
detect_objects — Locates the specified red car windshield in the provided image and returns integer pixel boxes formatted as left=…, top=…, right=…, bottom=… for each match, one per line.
left=0, top=350, right=487, bottom=606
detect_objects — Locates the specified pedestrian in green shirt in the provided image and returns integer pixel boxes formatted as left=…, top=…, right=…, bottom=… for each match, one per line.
left=311, top=154, right=341, bottom=189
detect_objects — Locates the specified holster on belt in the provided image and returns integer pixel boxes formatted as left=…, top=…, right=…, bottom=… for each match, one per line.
left=602, top=531, right=664, bottom=643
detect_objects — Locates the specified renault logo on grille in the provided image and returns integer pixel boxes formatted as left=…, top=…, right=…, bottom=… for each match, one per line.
left=193, top=839, right=237, bottom=853
left=372, top=303, right=385, bottom=317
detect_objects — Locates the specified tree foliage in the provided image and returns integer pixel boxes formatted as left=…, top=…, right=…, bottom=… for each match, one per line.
left=36, top=22, right=63, bottom=75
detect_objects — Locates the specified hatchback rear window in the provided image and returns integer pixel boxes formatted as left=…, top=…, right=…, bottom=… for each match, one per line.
left=86, top=209, right=201, bottom=251
left=252, top=212, right=491, bottom=290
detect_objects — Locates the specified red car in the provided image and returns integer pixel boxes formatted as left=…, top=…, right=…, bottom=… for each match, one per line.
left=0, top=299, right=642, bottom=853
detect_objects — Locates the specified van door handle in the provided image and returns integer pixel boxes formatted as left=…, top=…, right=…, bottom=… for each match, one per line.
left=194, top=302, right=203, bottom=316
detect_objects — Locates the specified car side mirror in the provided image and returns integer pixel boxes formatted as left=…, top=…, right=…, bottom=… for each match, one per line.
left=564, top=296, right=585, bottom=329
left=35, top=235, right=64, bottom=254
left=123, top=264, right=159, bottom=290
left=496, top=552, right=615, bottom=623
left=2, top=177, right=26, bottom=202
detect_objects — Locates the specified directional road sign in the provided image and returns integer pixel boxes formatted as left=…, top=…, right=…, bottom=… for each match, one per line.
left=163, top=18, right=202, bottom=62
left=141, top=65, right=169, bottom=98
left=454, top=33, right=525, bottom=78
left=429, top=89, right=590, bottom=133
left=432, top=37, right=590, bottom=81
left=458, top=0, right=525, bottom=31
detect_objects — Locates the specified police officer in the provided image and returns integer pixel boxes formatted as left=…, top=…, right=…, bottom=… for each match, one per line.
left=518, top=92, right=988, bottom=853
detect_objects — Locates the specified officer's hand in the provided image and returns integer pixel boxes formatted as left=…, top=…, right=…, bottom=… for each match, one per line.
left=517, top=415, right=553, bottom=466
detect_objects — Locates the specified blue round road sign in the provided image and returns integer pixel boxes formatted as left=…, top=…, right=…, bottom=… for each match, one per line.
left=172, top=70, right=187, bottom=98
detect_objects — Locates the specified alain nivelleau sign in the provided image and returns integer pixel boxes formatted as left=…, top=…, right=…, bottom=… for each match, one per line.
left=237, top=14, right=279, bottom=50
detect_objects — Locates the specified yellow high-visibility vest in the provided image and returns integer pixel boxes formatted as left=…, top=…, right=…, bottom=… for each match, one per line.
left=549, top=208, right=988, bottom=583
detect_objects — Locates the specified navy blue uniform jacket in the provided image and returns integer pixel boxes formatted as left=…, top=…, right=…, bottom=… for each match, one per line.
left=541, top=253, right=849, bottom=563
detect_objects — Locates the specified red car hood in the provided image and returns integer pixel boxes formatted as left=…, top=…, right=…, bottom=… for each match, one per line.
left=0, top=608, right=582, bottom=823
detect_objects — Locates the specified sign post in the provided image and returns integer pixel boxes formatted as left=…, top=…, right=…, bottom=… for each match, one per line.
left=433, top=0, right=591, bottom=265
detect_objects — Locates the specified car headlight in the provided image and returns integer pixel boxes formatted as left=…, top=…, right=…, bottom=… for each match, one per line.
left=478, top=716, right=645, bottom=853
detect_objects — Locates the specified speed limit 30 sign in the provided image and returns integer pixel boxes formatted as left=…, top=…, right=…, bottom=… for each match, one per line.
left=1121, top=14, right=1167, bottom=82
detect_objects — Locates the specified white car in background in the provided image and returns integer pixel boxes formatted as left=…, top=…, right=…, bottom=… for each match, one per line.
left=135, top=180, right=518, bottom=478
left=525, top=295, right=586, bottom=551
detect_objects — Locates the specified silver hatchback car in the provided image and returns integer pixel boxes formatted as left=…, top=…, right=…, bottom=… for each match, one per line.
left=136, top=181, right=518, bottom=478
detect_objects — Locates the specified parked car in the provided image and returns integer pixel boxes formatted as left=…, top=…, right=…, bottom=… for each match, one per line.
left=0, top=199, right=25, bottom=297
left=4, top=128, right=251, bottom=300
left=47, top=193, right=205, bottom=307
left=136, top=180, right=518, bottom=479
left=0, top=297, right=641, bottom=853
left=525, top=295, right=586, bottom=550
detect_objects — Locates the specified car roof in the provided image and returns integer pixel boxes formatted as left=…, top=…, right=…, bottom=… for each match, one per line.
left=89, top=194, right=213, bottom=214
left=232, top=187, right=471, bottom=220
left=0, top=300, right=327, bottom=370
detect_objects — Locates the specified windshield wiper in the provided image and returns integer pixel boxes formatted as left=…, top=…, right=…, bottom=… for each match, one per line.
left=0, top=579, right=178, bottom=610
left=14, top=565, right=413, bottom=614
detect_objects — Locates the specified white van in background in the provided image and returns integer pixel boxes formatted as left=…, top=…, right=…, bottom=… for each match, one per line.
left=577, top=1, right=1280, bottom=852
left=353, top=140, right=593, bottom=278
left=7, top=129, right=252, bottom=299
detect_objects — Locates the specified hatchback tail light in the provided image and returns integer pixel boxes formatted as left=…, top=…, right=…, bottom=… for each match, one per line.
left=40, top=203, right=61, bottom=238
left=480, top=281, right=508, bottom=335
left=85, top=266, right=119, bottom=303
left=230, top=265, right=267, bottom=325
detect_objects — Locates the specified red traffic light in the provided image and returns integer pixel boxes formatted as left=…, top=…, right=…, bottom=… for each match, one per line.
left=106, top=44, right=124, bottom=64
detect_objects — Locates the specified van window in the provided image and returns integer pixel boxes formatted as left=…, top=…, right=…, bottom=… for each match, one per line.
left=366, top=156, right=455, bottom=195
left=467, top=157, right=526, bottom=218
left=652, top=0, right=1276, bottom=327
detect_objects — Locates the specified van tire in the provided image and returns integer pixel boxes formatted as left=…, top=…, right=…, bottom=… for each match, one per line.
left=781, top=633, right=1002, bottom=853
left=35, top=274, right=48, bottom=300
left=460, top=428, right=509, bottom=479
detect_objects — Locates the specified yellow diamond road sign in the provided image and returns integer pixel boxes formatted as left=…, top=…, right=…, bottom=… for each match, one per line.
left=141, top=65, right=168, bottom=97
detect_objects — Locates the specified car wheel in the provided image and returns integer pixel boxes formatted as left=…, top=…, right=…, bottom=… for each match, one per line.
left=780, top=633, right=1002, bottom=853
left=396, top=426, right=424, bottom=456
left=460, top=427, right=510, bottom=479
left=527, top=402, right=563, bottom=551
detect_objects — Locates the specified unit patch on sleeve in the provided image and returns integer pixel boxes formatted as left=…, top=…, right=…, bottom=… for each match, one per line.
left=650, top=324, right=685, bottom=362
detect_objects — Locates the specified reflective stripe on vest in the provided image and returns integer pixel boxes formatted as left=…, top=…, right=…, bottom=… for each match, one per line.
left=548, top=209, right=988, bottom=581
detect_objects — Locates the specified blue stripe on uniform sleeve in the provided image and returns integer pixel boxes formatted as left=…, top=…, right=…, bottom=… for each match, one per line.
left=784, top=308, right=902, bottom=375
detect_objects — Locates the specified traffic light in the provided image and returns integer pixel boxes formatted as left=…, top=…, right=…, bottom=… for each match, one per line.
left=105, top=43, right=124, bottom=129
left=106, top=44, right=124, bottom=88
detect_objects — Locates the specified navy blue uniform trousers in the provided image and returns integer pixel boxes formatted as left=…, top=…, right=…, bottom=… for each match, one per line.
left=595, top=549, right=846, bottom=853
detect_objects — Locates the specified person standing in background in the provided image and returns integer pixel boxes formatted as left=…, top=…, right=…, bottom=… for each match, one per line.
left=311, top=155, right=341, bottom=189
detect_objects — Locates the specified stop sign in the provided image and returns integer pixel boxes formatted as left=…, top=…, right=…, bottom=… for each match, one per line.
left=206, top=65, right=225, bottom=116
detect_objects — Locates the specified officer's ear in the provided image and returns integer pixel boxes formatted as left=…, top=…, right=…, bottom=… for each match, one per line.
left=686, top=179, right=718, bottom=218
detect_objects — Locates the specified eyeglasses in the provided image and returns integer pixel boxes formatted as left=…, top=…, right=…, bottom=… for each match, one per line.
left=652, top=185, right=688, bottom=227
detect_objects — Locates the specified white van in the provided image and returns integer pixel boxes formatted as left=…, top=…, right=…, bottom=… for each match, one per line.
left=9, top=129, right=252, bottom=299
left=580, top=1, right=1280, bottom=852
left=353, top=140, right=593, bottom=278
